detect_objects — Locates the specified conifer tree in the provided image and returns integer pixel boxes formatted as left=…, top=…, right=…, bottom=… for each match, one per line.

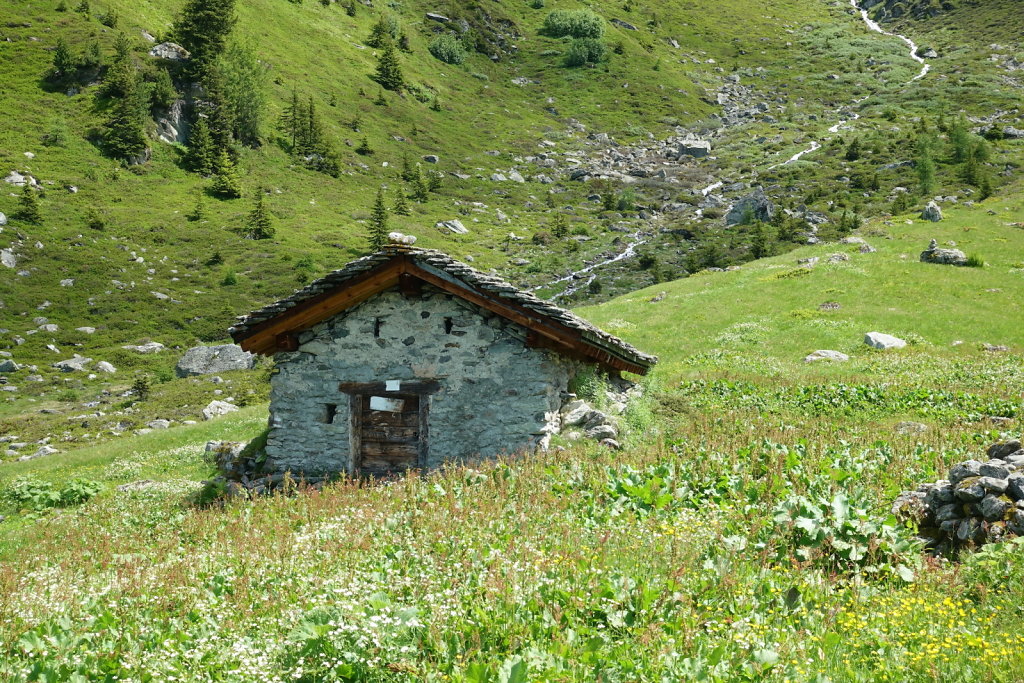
left=750, top=221, right=774, bottom=258
left=366, top=15, right=397, bottom=49
left=400, top=154, right=416, bottom=182
left=183, top=118, right=216, bottom=175
left=244, top=192, right=274, bottom=239
left=103, top=73, right=149, bottom=162
left=200, top=66, right=236, bottom=151
left=374, top=41, right=404, bottom=92
left=949, top=115, right=970, bottom=163
left=844, top=137, right=861, bottom=162
left=18, top=185, right=42, bottom=223
left=100, top=33, right=137, bottom=99
left=411, top=167, right=429, bottom=203
left=978, top=172, right=993, bottom=200
left=393, top=187, right=411, bottom=216
left=368, top=187, right=389, bottom=251
left=426, top=169, right=442, bottom=192
left=210, top=149, right=242, bottom=198
left=189, top=193, right=207, bottom=221
left=916, top=150, right=936, bottom=196
left=279, top=88, right=301, bottom=150
left=51, top=37, right=76, bottom=77
left=551, top=212, right=569, bottom=239
left=173, top=0, right=237, bottom=78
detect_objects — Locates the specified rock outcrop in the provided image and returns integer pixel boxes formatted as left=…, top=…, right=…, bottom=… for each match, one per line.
left=176, top=344, right=255, bottom=377
left=864, top=332, right=906, bottom=350
left=920, top=201, right=943, bottom=222
left=725, top=187, right=774, bottom=226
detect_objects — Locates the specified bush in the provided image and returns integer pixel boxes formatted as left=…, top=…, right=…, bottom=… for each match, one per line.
left=965, top=253, right=984, bottom=268
left=564, top=37, right=606, bottom=67
left=428, top=34, right=466, bottom=65
left=542, top=9, right=605, bottom=39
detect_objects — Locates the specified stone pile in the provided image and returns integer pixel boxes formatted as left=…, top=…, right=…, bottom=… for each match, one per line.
left=205, top=440, right=329, bottom=497
left=920, top=238, right=967, bottom=266
left=893, top=439, right=1024, bottom=554
left=555, top=377, right=641, bottom=449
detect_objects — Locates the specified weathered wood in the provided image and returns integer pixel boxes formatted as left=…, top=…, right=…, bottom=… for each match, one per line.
left=399, top=273, right=423, bottom=298
left=275, top=333, right=299, bottom=351
left=339, top=380, right=441, bottom=395
left=238, top=259, right=404, bottom=354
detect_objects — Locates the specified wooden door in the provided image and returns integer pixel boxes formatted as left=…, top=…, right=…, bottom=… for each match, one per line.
left=355, top=393, right=422, bottom=478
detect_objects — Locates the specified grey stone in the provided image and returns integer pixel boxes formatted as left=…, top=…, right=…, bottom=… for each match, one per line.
left=1, top=249, right=16, bottom=269
left=895, top=421, right=928, bottom=435
left=864, top=332, right=906, bottom=350
left=954, top=479, right=986, bottom=503
left=925, top=482, right=956, bottom=506
left=1003, top=126, right=1024, bottom=139
left=586, top=424, right=618, bottom=441
left=678, top=139, right=712, bottom=158
left=176, top=344, right=255, bottom=377
left=147, top=419, right=171, bottom=429
left=425, top=12, right=450, bottom=22
left=53, top=354, right=92, bottom=372
left=920, top=202, right=943, bottom=222
left=76, top=327, right=96, bottom=334
left=149, top=42, right=190, bottom=61
left=980, top=461, right=1012, bottom=479
left=978, top=476, right=1009, bottom=494
left=0, top=212, right=5, bottom=226
left=725, top=187, right=774, bottom=226
left=949, top=460, right=983, bottom=485
left=0, top=359, right=18, bottom=373
left=122, top=341, right=165, bottom=354
left=95, top=361, right=117, bottom=374
left=980, top=495, right=1011, bottom=522
left=934, top=503, right=962, bottom=523
left=560, top=400, right=591, bottom=426
left=987, top=440, right=1022, bottom=459
left=203, top=400, right=239, bottom=420
left=508, top=171, right=526, bottom=183
left=611, top=18, right=638, bottom=30
left=423, top=154, right=439, bottom=164
left=920, top=238, right=967, bottom=266
left=436, top=219, right=469, bottom=234
left=1006, top=474, right=1024, bottom=500
left=19, top=445, right=58, bottom=461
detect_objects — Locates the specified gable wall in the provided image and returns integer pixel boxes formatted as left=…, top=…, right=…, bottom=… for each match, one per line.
left=263, top=286, right=582, bottom=475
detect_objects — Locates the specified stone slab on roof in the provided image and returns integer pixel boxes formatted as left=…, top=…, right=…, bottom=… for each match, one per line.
left=229, top=247, right=657, bottom=370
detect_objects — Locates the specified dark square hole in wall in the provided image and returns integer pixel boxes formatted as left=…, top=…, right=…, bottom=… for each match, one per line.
left=444, top=317, right=453, bottom=334
left=323, top=404, right=338, bottom=424
left=373, top=318, right=382, bottom=338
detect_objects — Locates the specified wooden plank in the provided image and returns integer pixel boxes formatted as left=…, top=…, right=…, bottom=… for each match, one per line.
left=418, top=394, right=429, bottom=469
left=340, top=380, right=440, bottom=395
left=349, top=394, right=363, bottom=477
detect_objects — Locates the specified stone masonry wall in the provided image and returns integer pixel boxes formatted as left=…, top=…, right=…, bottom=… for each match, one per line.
left=263, top=286, right=581, bottom=476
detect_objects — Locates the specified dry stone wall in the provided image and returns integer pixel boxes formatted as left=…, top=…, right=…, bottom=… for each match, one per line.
left=263, top=286, right=581, bottom=477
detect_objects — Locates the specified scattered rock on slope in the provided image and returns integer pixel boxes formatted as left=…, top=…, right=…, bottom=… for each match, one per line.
left=864, top=332, right=906, bottom=350
left=920, top=201, right=943, bottom=222
left=919, top=239, right=967, bottom=266
left=203, top=400, right=239, bottom=420
left=804, top=350, right=849, bottom=363
left=725, top=187, right=775, bottom=226
left=176, top=344, right=255, bottom=378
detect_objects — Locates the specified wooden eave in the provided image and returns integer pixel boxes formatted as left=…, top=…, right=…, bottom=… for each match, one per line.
left=233, top=254, right=651, bottom=375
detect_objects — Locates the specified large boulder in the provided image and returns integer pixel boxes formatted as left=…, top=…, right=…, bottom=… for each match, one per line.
left=0, top=359, right=18, bottom=373
left=176, top=344, right=256, bottom=378
left=148, top=42, right=190, bottom=62
left=725, top=187, right=775, bottom=226
left=53, top=354, right=92, bottom=372
left=920, top=201, right=943, bottom=222
left=920, top=239, right=967, bottom=266
left=864, top=332, right=906, bottom=350
left=678, top=139, right=712, bottom=158
left=203, top=400, right=239, bottom=420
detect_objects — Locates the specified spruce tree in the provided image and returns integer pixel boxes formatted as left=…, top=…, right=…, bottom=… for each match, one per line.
left=978, top=172, right=993, bottom=200
left=374, top=41, right=404, bottom=92
left=183, top=118, right=216, bottom=174
left=189, top=193, right=207, bottom=221
left=210, top=149, right=242, bottom=198
left=844, top=137, right=861, bottom=162
left=551, top=212, right=569, bottom=239
left=51, top=37, right=76, bottom=77
left=400, top=154, right=415, bottom=182
left=426, top=169, right=442, bottom=192
left=244, top=192, right=274, bottom=239
left=100, top=34, right=137, bottom=98
left=366, top=15, right=397, bottom=48
left=393, top=188, right=411, bottom=215
left=18, top=185, right=42, bottom=223
left=949, top=115, right=970, bottom=163
left=200, top=66, right=236, bottom=151
left=411, top=167, right=429, bottom=203
left=368, top=187, right=389, bottom=251
left=279, top=88, right=301, bottom=150
left=103, top=75, right=149, bottom=162
left=173, top=0, right=237, bottom=78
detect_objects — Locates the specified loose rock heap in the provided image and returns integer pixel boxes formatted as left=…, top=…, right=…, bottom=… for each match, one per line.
left=893, top=439, right=1024, bottom=554
left=206, top=441, right=330, bottom=497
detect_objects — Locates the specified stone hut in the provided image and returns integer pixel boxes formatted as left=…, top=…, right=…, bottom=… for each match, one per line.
left=228, top=245, right=656, bottom=480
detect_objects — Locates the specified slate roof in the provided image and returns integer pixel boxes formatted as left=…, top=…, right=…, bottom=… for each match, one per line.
left=229, top=246, right=657, bottom=370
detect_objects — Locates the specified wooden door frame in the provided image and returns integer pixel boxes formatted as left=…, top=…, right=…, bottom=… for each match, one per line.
left=341, top=381, right=438, bottom=477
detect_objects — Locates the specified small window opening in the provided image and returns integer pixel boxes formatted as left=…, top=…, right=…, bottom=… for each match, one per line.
left=444, top=317, right=454, bottom=334
left=373, top=317, right=382, bottom=337
left=323, top=404, right=338, bottom=424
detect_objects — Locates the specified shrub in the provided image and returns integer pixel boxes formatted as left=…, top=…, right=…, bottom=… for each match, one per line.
left=6, top=477, right=102, bottom=513
left=564, top=38, right=606, bottom=66
left=428, top=34, right=466, bottom=65
left=965, top=253, right=984, bottom=268
left=542, top=9, right=605, bottom=39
